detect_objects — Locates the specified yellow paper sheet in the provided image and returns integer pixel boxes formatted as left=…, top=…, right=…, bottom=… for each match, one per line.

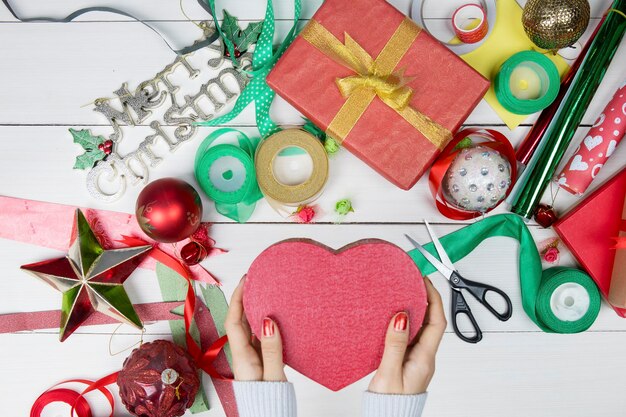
left=460, top=0, right=569, bottom=130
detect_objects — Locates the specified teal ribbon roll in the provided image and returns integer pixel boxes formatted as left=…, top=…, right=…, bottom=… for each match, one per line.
left=494, top=51, right=560, bottom=115
left=536, top=267, right=601, bottom=333
left=194, top=129, right=263, bottom=223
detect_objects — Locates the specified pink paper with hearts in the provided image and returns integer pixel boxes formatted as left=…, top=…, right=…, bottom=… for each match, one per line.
left=558, top=82, right=626, bottom=195
left=244, top=239, right=427, bottom=391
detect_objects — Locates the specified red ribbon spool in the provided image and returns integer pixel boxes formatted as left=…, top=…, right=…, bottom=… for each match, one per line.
left=429, top=128, right=517, bottom=220
left=452, top=4, right=489, bottom=44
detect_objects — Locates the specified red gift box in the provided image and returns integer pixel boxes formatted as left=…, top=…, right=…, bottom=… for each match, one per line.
left=554, top=168, right=626, bottom=317
left=267, top=0, right=489, bottom=190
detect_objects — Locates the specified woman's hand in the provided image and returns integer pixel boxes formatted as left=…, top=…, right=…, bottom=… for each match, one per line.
left=368, top=278, right=446, bottom=395
left=225, top=276, right=287, bottom=382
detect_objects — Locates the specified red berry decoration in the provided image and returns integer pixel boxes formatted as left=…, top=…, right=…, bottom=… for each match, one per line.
left=224, top=45, right=242, bottom=58
left=136, top=178, right=203, bottom=243
left=180, top=241, right=208, bottom=266
left=117, top=340, right=200, bottom=417
left=534, top=204, right=558, bottom=228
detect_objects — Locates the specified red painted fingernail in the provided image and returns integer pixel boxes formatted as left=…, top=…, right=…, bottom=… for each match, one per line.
left=394, top=312, right=408, bottom=332
left=263, top=318, right=274, bottom=337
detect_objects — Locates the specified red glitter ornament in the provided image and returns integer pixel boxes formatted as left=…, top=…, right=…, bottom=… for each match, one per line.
left=117, top=340, right=200, bottom=417
left=534, top=204, right=558, bottom=228
left=136, top=178, right=203, bottom=243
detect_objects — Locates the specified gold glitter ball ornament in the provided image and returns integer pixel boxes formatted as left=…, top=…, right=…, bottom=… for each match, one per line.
left=522, top=0, right=590, bottom=50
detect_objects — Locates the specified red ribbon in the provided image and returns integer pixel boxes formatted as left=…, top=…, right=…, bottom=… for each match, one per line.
left=117, top=236, right=229, bottom=379
left=32, top=237, right=232, bottom=416
left=613, top=237, right=626, bottom=249
left=429, top=128, right=518, bottom=220
left=31, top=379, right=114, bottom=417
left=0, top=301, right=180, bottom=334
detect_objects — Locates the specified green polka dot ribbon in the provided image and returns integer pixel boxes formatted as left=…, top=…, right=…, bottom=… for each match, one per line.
left=197, top=0, right=302, bottom=138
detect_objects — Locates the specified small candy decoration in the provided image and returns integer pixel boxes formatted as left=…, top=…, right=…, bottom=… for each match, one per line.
left=538, top=237, right=562, bottom=264
left=430, top=129, right=517, bottom=220
left=117, top=340, right=200, bottom=417
left=291, top=204, right=317, bottom=223
left=136, top=178, right=203, bottom=243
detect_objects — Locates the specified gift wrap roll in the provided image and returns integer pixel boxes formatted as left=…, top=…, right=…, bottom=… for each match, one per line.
left=194, top=128, right=264, bottom=223
left=255, top=129, right=329, bottom=210
left=558, top=81, right=626, bottom=195
left=511, top=1, right=626, bottom=219
left=536, top=267, right=601, bottom=333
left=609, top=196, right=626, bottom=308
left=494, top=51, right=560, bottom=115
left=515, top=11, right=607, bottom=166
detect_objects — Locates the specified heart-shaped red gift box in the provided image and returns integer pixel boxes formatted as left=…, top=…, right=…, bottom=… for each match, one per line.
left=244, top=239, right=428, bottom=391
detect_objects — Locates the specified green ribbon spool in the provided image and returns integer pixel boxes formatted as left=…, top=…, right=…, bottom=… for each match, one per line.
left=494, top=51, right=560, bottom=115
left=194, top=128, right=263, bottom=223
left=536, top=267, right=601, bottom=334
left=410, top=214, right=600, bottom=333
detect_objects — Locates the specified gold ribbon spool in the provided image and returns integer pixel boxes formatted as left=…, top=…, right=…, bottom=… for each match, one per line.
left=255, top=129, right=329, bottom=206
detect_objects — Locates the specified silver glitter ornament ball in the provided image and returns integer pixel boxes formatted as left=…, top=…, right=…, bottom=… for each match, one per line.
left=443, top=145, right=512, bottom=212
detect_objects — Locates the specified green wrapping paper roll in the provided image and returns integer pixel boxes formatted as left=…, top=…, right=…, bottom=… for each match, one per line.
left=494, top=51, right=560, bottom=115
left=512, top=1, right=626, bottom=219
left=536, top=267, right=601, bottom=333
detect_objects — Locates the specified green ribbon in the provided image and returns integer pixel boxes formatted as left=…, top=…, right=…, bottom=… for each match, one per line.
left=155, top=262, right=210, bottom=413
left=200, top=285, right=233, bottom=367
left=197, top=0, right=302, bottom=138
left=409, top=214, right=599, bottom=333
left=194, top=128, right=264, bottom=223
left=535, top=267, right=600, bottom=333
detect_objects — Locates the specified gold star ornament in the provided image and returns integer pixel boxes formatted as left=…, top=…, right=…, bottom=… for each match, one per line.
left=21, top=209, right=151, bottom=341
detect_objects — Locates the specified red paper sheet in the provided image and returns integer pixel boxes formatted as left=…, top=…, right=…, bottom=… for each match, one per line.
left=554, top=168, right=626, bottom=317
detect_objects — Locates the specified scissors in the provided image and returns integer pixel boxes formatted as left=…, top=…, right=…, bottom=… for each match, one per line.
left=405, top=221, right=512, bottom=343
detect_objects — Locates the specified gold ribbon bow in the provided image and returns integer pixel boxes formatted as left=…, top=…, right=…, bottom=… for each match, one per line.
left=300, top=18, right=452, bottom=149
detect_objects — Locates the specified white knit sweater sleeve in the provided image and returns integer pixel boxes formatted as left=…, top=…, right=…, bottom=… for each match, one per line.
left=232, top=381, right=297, bottom=417
left=232, top=382, right=427, bottom=417
left=362, top=391, right=428, bottom=417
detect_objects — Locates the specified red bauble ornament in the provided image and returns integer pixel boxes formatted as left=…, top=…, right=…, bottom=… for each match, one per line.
left=117, top=340, right=200, bottom=417
left=180, top=241, right=208, bottom=266
left=534, top=204, right=558, bottom=228
left=136, top=178, right=203, bottom=243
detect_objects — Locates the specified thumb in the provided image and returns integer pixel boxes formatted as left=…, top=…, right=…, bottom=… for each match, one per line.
left=378, top=312, right=410, bottom=377
left=260, top=317, right=287, bottom=381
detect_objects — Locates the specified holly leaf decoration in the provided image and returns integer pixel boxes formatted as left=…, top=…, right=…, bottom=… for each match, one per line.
left=220, top=10, right=240, bottom=47
left=70, top=128, right=106, bottom=170
left=236, top=20, right=264, bottom=51
left=220, top=9, right=264, bottom=53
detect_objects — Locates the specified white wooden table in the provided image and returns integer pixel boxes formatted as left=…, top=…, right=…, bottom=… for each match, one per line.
left=1, top=1, right=625, bottom=416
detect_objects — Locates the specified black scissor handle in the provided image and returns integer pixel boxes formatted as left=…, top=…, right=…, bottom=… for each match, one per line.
left=451, top=289, right=483, bottom=344
left=450, top=272, right=513, bottom=321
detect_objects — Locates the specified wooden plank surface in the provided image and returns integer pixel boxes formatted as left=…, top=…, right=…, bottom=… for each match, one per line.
left=0, top=0, right=624, bottom=416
